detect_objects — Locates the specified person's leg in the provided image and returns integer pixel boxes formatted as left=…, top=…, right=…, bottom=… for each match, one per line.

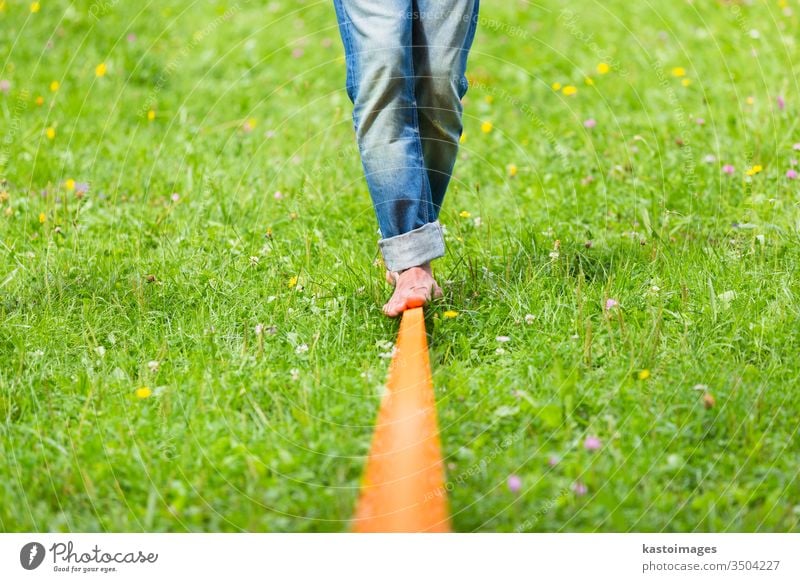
left=332, top=0, right=445, bottom=273
left=333, top=0, right=446, bottom=316
left=412, top=0, right=480, bottom=218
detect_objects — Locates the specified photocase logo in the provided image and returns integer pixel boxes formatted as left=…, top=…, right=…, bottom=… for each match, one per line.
left=20, top=542, right=46, bottom=570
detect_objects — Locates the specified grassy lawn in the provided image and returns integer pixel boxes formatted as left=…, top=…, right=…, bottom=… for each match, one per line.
left=2, top=0, right=799, bottom=532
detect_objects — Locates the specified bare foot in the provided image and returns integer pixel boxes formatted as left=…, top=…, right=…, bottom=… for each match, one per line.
left=382, top=263, right=444, bottom=317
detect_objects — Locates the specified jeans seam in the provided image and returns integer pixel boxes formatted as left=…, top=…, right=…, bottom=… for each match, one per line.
left=458, top=0, right=480, bottom=99
left=407, top=5, right=431, bottom=226
left=335, top=0, right=358, bottom=105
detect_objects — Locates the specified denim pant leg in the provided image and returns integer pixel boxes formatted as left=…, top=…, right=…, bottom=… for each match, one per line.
left=413, top=0, right=480, bottom=219
left=333, top=0, right=445, bottom=272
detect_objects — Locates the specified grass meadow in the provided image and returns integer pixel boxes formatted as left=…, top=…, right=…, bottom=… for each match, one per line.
left=1, top=0, right=800, bottom=532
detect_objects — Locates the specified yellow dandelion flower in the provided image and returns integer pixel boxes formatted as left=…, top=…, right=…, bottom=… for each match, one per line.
left=288, top=275, right=298, bottom=288
left=135, top=386, right=152, bottom=399
left=507, top=163, right=518, bottom=177
left=484, top=94, right=494, bottom=104
left=95, top=63, right=107, bottom=77
left=147, top=109, right=156, bottom=121
left=4, top=207, right=12, bottom=217
left=46, top=127, right=55, bottom=139
left=30, top=1, right=40, bottom=13
left=459, top=132, right=467, bottom=144
left=480, top=121, right=493, bottom=133
left=0, top=1, right=6, bottom=13
left=584, top=76, right=594, bottom=86
left=35, top=96, right=44, bottom=106
left=671, top=67, right=686, bottom=77
left=745, top=96, right=754, bottom=105
left=0, top=190, right=8, bottom=203
left=551, top=82, right=562, bottom=91
left=562, top=85, right=577, bottom=96
left=38, top=212, right=46, bottom=223
left=50, top=80, right=60, bottom=92
left=681, top=78, right=692, bottom=87
left=745, top=164, right=763, bottom=176
left=65, top=178, right=76, bottom=190
left=637, top=369, right=651, bottom=380
left=459, top=210, right=471, bottom=218
left=443, top=310, right=459, bottom=319
left=596, top=62, right=610, bottom=75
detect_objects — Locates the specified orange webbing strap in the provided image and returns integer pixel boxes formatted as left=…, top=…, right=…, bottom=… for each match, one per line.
left=352, top=306, right=450, bottom=532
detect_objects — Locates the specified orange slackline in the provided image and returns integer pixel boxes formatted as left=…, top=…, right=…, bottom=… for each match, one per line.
left=352, top=306, right=450, bottom=532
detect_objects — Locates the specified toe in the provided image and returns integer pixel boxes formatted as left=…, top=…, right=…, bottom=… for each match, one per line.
left=382, top=295, right=402, bottom=318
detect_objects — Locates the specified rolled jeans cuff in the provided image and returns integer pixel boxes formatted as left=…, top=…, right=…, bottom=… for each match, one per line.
left=378, top=220, right=446, bottom=272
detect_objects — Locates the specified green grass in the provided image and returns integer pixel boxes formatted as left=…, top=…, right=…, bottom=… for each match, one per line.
left=2, top=0, right=800, bottom=532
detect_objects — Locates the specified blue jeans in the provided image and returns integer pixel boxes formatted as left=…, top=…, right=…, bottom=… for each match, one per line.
left=333, top=0, right=480, bottom=272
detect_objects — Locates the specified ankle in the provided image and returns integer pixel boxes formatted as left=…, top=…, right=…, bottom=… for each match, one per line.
left=398, top=262, right=433, bottom=276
